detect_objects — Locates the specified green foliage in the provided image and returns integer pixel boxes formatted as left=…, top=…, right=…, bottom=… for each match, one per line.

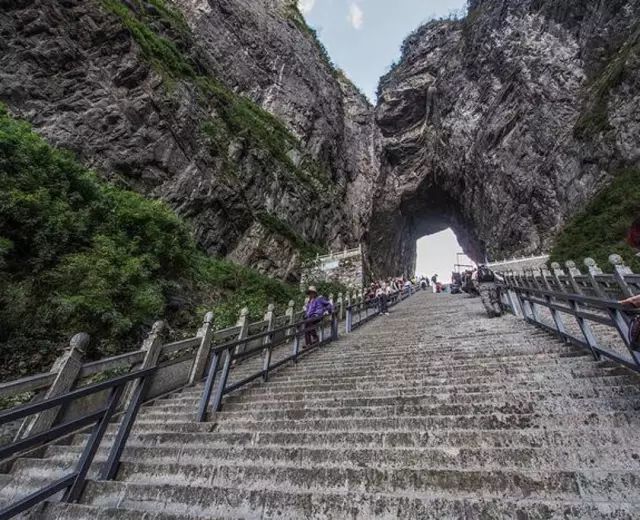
left=102, top=0, right=194, bottom=79
left=256, top=212, right=326, bottom=259
left=309, top=280, right=350, bottom=299
left=0, top=106, right=300, bottom=378
left=549, top=168, right=640, bottom=272
left=574, top=24, right=640, bottom=139
left=104, top=0, right=337, bottom=201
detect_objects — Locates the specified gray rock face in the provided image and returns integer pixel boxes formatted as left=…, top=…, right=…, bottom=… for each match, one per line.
left=0, top=0, right=376, bottom=281
left=372, top=0, right=640, bottom=276
left=1, top=0, right=639, bottom=280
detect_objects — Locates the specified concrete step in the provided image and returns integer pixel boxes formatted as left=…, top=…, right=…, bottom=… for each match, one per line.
left=40, top=488, right=640, bottom=519
left=70, top=425, right=640, bottom=451
left=139, top=397, right=640, bottom=423
left=166, top=377, right=638, bottom=406
left=175, top=372, right=639, bottom=399
left=38, top=443, right=640, bottom=472
left=244, top=359, right=612, bottom=385
left=90, top=410, right=640, bottom=434
left=216, top=385, right=640, bottom=411
left=151, top=385, right=640, bottom=415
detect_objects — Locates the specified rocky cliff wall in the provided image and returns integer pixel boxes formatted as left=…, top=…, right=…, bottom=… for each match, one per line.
left=373, top=0, right=640, bottom=276
left=0, top=0, right=376, bottom=281
left=2, top=0, right=639, bottom=282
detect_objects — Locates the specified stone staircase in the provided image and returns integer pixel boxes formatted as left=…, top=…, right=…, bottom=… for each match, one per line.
left=2, top=292, right=640, bottom=518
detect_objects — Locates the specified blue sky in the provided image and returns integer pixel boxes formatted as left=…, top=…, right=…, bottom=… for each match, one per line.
left=300, top=0, right=467, bottom=101
left=300, top=0, right=472, bottom=278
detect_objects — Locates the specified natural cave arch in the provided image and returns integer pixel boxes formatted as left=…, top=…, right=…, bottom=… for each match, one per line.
left=365, top=181, right=485, bottom=279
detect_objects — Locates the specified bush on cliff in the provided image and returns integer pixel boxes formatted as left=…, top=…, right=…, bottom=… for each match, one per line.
left=549, top=168, right=640, bottom=272
left=0, top=106, right=298, bottom=379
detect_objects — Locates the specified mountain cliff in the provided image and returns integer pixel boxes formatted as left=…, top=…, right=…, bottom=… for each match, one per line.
left=373, top=0, right=640, bottom=276
left=0, top=0, right=377, bottom=282
left=2, top=0, right=640, bottom=281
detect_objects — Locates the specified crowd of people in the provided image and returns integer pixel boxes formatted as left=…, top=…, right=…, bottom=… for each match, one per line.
left=302, top=263, right=506, bottom=348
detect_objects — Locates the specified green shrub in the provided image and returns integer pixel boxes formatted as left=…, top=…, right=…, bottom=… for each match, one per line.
left=574, top=23, right=640, bottom=139
left=549, top=168, right=640, bottom=272
left=0, top=105, right=300, bottom=379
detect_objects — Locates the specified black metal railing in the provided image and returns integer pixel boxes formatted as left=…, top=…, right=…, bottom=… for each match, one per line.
left=0, top=285, right=421, bottom=517
left=197, top=312, right=339, bottom=419
left=0, top=368, right=155, bottom=520
left=346, top=287, right=415, bottom=332
left=498, top=256, right=640, bottom=373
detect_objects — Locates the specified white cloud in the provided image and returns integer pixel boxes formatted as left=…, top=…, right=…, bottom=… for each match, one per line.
left=348, top=2, right=364, bottom=30
left=298, top=0, right=315, bottom=14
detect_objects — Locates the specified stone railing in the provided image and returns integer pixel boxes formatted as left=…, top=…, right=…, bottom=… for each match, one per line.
left=488, top=254, right=550, bottom=272
left=313, top=245, right=362, bottom=264
left=497, top=254, right=640, bottom=372
left=1, top=286, right=381, bottom=443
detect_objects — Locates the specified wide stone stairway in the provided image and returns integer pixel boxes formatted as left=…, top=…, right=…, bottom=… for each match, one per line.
left=4, top=292, right=640, bottom=518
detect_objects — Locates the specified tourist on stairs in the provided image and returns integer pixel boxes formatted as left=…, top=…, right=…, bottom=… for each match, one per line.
left=376, top=283, right=389, bottom=315
left=304, top=286, right=334, bottom=346
left=475, top=265, right=504, bottom=318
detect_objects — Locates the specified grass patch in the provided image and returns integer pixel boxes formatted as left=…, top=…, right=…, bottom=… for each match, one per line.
left=0, top=105, right=301, bottom=379
left=549, top=168, right=640, bottom=272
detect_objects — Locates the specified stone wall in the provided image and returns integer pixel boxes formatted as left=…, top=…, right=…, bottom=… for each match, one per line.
left=301, top=248, right=364, bottom=289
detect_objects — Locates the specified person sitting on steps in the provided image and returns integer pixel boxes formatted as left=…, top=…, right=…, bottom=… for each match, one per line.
left=304, top=286, right=333, bottom=346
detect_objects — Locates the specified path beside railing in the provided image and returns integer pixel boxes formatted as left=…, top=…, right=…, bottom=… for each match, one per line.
left=0, top=285, right=420, bottom=519
left=498, top=254, right=640, bottom=373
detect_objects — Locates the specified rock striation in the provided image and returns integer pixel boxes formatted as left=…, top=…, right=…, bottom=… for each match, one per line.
left=373, top=0, right=640, bottom=276
left=0, top=0, right=377, bottom=281
left=1, top=0, right=639, bottom=280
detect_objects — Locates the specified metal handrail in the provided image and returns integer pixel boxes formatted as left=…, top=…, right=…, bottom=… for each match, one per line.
left=0, top=368, right=156, bottom=520
left=0, top=286, right=420, bottom=517
left=498, top=263, right=640, bottom=373
left=197, top=311, right=339, bottom=420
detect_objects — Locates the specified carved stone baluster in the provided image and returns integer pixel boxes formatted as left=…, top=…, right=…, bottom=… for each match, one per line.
left=233, top=307, right=250, bottom=360
left=17, top=333, right=89, bottom=439
left=189, top=312, right=215, bottom=385
left=262, top=304, right=275, bottom=382
left=609, top=254, right=634, bottom=300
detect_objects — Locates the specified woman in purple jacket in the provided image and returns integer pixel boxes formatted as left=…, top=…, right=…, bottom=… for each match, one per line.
left=304, top=286, right=333, bottom=346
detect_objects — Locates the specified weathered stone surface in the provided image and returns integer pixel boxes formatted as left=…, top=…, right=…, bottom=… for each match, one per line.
left=3, top=292, right=640, bottom=518
left=0, top=0, right=376, bottom=280
left=372, top=0, right=640, bottom=276
left=1, top=0, right=639, bottom=281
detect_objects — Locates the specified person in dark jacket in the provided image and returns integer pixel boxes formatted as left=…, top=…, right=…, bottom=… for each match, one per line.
left=304, top=286, right=333, bottom=346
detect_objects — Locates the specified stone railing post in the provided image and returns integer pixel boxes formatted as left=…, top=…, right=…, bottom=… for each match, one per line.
left=233, top=307, right=250, bottom=359
left=17, top=332, right=89, bottom=440
left=539, top=265, right=567, bottom=337
left=262, top=304, right=276, bottom=381
left=124, top=321, right=165, bottom=406
left=139, top=321, right=166, bottom=370
left=608, top=255, right=640, bottom=365
left=337, top=292, right=344, bottom=321
left=609, top=254, right=634, bottom=299
left=189, top=312, right=215, bottom=385
left=285, top=299, right=295, bottom=337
